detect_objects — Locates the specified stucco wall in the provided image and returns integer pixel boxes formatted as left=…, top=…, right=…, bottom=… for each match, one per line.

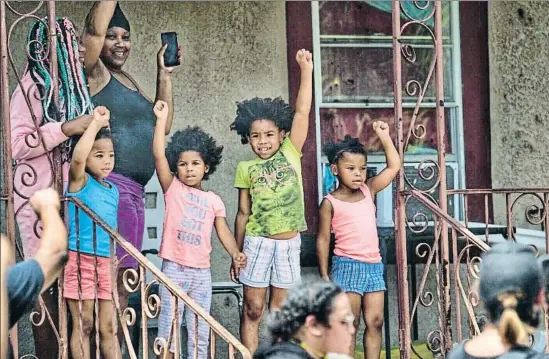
left=5, top=1, right=287, bottom=357
left=488, top=2, right=549, bottom=226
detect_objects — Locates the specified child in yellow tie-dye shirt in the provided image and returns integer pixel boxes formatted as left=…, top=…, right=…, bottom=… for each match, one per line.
left=230, top=49, right=313, bottom=353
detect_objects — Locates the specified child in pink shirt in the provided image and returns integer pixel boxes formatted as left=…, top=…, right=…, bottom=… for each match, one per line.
left=316, top=122, right=400, bottom=359
left=152, top=101, right=246, bottom=359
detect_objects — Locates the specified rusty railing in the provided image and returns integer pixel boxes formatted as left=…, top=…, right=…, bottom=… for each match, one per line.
left=400, top=189, right=549, bottom=357
left=68, top=197, right=250, bottom=359
left=392, top=1, right=549, bottom=357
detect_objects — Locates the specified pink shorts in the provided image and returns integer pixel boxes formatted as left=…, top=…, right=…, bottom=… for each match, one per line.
left=63, top=251, right=112, bottom=300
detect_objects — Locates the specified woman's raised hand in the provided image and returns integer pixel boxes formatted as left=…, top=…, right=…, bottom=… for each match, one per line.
left=157, top=43, right=183, bottom=74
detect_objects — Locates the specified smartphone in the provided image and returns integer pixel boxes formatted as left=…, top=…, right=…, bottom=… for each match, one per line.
left=161, top=32, right=180, bottom=67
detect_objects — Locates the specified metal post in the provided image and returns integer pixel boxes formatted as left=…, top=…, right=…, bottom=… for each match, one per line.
left=46, top=3, right=69, bottom=359
left=1, top=0, right=16, bottom=266
left=392, top=2, right=412, bottom=358
left=47, top=2, right=63, bottom=193
left=434, top=0, right=452, bottom=353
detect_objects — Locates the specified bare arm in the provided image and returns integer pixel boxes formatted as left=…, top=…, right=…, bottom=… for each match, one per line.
left=367, top=121, right=401, bottom=196
left=152, top=101, right=174, bottom=193
left=317, top=199, right=333, bottom=280
left=234, top=188, right=251, bottom=251
left=69, top=107, right=109, bottom=192
left=215, top=217, right=241, bottom=258
left=289, top=49, right=313, bottom=152
left=33, top=206, right=68, bottom=293
left=155, top=70, right=174, bottom=135
left=155, top=45, right=182, bottom=135
left=28, top=189, right=68, bottom=294
left=83, top=1, right=117, bottom=72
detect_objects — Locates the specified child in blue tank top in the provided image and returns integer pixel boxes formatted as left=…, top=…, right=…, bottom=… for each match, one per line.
left=63, top=106, right=122, bottom=359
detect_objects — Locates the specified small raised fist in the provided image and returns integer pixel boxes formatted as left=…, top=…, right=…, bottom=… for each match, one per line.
left=153, top=100, right=169, bottom=121
left=296, top=49, right=313, bottom=72
left=93, top=106, right=110, bottom=128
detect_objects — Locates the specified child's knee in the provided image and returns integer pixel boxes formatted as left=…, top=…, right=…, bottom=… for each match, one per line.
left=244, top=297, right=265, bottom=321
left=99, top=319, right=116, bottom=338
left=365, top=315, right=384, bottom=331
left=79, top=315, right=94, bottom=336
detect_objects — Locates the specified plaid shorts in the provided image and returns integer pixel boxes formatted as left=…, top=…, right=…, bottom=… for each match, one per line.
left=238, top=234, right=301, bottom=289
left=331, top=255, right=386, bottom=294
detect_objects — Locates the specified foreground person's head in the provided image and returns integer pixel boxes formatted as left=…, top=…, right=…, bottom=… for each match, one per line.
left=266, top=281, right=355, bottom=358
left=479, top=242, right=545, bottom=345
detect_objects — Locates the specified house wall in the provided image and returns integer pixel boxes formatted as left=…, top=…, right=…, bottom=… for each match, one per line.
left=488, top=2, right=549, bottom=227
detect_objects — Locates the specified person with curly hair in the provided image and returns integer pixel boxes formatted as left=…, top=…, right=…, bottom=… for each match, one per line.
left=254, top=281, right=355, bottom=359
left=230, top=49, right=313, bottom=353
left=152, top=101, right=246, bottom=359
left=317, top=123, right=400, bottom=359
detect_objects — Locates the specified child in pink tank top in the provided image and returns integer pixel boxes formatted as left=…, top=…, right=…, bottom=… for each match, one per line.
left=316, top=122, right=400, bottom=359
left=152, top=101, right=246, bottom=359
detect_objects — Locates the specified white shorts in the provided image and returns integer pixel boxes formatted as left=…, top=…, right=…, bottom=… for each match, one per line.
left=238, top=234, right=301, bottom=289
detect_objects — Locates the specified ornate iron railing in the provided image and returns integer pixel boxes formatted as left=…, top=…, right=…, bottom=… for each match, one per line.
left=402, top=189, right=549, bottom=357
left=67, top=197, right=250, bottom=359
left=391, top=1, right=549, bottom=357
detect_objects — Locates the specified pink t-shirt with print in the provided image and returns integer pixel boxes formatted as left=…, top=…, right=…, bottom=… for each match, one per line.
left=158, top=179, right=226, bottom=268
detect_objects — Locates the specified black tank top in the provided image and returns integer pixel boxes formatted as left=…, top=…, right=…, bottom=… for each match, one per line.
left=92, top=75, right=155, bottom=186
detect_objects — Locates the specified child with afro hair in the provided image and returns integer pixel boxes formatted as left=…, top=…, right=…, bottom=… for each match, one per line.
left=152, top=101, right=246, bottom=359
left=230, top=49, right=313, bottom=353
left=317, top=123, right=400, bottom=359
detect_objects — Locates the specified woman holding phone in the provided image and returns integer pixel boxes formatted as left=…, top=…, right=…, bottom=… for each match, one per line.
left=82, top=1, right=181, bottom=319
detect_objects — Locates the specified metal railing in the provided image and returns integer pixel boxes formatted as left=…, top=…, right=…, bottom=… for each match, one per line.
left=67, top=197, right=250, bottom=359
left=402, top=189, right=549, bottom=357
left=391, top=1, right=549, bottom=357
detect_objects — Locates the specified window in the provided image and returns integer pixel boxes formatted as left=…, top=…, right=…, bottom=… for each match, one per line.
left=147, top=226, right=158, bottom=239
left=145, top=192, right=157, bottom=209
left=312, top=1, right=464, bottom=226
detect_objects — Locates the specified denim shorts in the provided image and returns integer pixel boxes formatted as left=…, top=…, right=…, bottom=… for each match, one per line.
left=331, top=255, right=386, bottom=294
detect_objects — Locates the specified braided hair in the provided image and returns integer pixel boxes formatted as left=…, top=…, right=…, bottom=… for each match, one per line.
left=230, top=97, right=294, bottom=144
left=267, top=281, right=342, bottom=343
left=27, top=17, right=94, bottom=159
left=323, top=135, right=367, bottom=165
left=165, top=126, right=223, bottom=181
left=479, top=242, right=544, bottom=346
